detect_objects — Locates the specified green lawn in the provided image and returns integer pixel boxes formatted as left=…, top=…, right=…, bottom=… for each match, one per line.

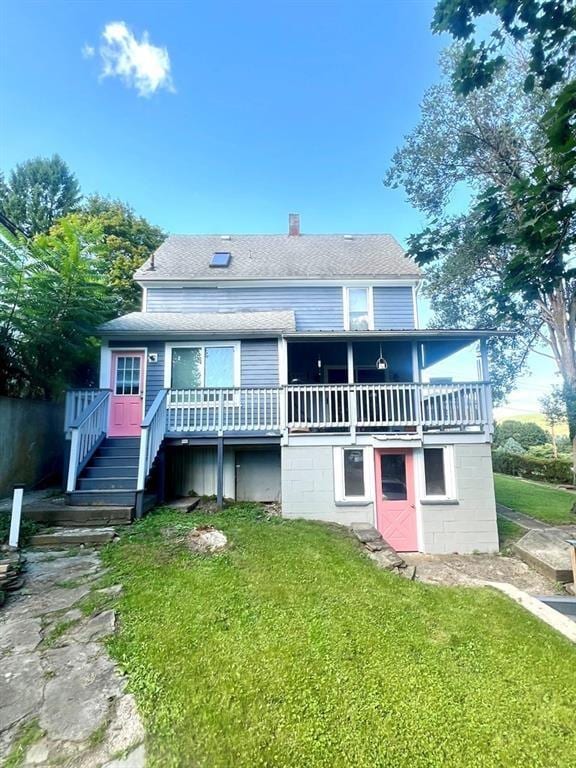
left=104, top=506, right=576, bottom=768
left=494, top=473, right=576, bottom=525
left=496, top=516, right=524, bottom=548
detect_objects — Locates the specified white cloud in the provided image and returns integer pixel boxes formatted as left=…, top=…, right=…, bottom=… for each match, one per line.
left=88, top=21, right=174, bottom=97
left=82, top=44, right=95, bottom=59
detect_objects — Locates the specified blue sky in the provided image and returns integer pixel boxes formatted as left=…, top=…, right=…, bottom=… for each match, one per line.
left=0, top=0, right=558, bottom=411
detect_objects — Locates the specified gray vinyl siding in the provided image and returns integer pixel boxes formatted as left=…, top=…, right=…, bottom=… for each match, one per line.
left=146, top=285, right=415, bottom=331
left=241, top=339, right=279, bottom=386
left=146, top=286, right=343, bottom=331
left=373, top=286, right=414, bottom=330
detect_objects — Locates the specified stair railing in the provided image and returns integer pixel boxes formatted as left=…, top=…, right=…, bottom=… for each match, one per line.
left=135, top=389, right=168, bottom=517
left=66, top=390, right=111, bottom=492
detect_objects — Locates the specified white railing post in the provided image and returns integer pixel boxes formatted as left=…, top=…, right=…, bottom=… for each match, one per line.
left=8, top=484, right=25, bottom=549
left=137, top=427, right=149, bottom=491
left=66, top=428, right=81, bottom=492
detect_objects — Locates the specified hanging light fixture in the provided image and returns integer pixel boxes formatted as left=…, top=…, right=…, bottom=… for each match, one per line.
left=376, top=344, right=388, bottom=371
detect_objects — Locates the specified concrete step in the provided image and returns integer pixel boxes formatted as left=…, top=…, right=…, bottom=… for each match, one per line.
left=29, top=527, right=118, bottom=548
left=77, top=477, right=137, bottom=491
left=83, top=465, right=138, bottom=479
left=68, top=490, right=138, bottom=507
left=513, top=529, right=574, bottom=583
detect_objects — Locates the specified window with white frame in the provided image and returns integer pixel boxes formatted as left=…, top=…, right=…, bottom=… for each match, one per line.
left=422, top=446, right=454, bottom=499
left=334, top=447, right=371, bottom=502
left=167, top=344, right=238, bottom=401
left=344, top=287, right=372, bottom=331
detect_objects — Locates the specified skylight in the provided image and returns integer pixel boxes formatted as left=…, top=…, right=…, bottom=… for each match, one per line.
left=210, top=252, right=231, bottom=268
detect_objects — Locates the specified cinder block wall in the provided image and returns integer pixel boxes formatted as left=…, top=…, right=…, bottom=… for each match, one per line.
left=281, top=445, right=374, bottom=526
left=418, top=443, right=498, bottom=554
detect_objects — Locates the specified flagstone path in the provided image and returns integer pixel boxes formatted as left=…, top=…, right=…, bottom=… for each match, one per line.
left=0, top=548, right=144, bottom=767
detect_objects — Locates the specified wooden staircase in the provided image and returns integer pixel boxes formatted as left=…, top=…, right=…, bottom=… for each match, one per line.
left=67, top=437, right=141, bottom=507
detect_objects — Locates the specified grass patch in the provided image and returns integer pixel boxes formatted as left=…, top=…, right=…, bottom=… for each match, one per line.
left=41, top=618, right=80, bottom=649
left=104, top=505, right=576, bottom=768
left=494, top=473, right=576, bottom=525
left=497, top=516, right=524, bottom=550
left=3, top=719, right=44, bottom=768
left=0, top=511, right=38, bottom=547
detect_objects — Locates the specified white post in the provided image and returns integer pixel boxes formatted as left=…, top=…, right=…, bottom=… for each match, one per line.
left=479, top=338, right=494, bottom=436
left=9, top=484, right=24, bottom=549
left=137, top=427, right=149, bottom=491
left=347, top=342, right=357, bottom=441
left=66, top=428, right=81, bottom=492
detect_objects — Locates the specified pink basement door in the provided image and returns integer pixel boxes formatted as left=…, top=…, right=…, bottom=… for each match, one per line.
left=374, top=448, right=418, bottom=552
left=108, top=351, right=145, bottom=437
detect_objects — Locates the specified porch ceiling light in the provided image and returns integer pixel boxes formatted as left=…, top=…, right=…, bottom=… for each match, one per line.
left=376, top=344, right=388, bottom=371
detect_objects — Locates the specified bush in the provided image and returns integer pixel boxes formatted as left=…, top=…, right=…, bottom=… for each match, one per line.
left=0, top=511, right=39, bottom=547
left=492, top=450, right=574, bottom=484
left=493, top=420, right=550, bottom=449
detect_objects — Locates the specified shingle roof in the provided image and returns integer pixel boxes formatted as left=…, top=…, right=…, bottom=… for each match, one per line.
left=98, top=310, right=295, bottom=336
left=134, top=234, right=420, bottom=281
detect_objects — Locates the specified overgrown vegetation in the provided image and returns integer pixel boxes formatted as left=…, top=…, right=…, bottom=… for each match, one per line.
left=494, top=473, right=576, bottom=525
left=3, top=719, right=44, bottom=768
left=0, top=510, right=38, bottom=546
left=492, top=450, right=573, bottom=485
left=103, top=505, right=576, bottom=768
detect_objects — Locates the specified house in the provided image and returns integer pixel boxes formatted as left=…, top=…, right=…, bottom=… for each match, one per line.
left=64, top=214, right=505, bottom=554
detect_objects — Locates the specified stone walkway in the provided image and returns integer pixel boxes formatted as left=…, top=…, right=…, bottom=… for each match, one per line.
left=0, top=548, right=144, bottom=767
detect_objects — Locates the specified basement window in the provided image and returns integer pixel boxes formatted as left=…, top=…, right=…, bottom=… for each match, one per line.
left=422, top=446, right=456, bottom=501
left=210, top=252, right=231, bottom=268
left=334, top=447, right=372, bottom=504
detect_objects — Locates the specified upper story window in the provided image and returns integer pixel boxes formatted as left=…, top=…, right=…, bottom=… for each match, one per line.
left=344, top=287, right=373, bottom=331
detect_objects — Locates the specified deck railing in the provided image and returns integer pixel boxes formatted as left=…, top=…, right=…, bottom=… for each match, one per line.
left=167, top=388, right=282, bottom=433
left=165, top=382, right=489, bottom=433
left=136, top=389, right=168, bottom=516
left=66, top=390, right=111, bottom=492
left=64, top=388, right=108, bottom=432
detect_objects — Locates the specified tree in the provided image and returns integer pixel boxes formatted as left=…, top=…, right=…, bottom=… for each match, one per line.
left=386, top=1, right=576, bottom=462
left=0, top=155, right=81, bottom=236
left=0, top=219, right=114, bottom=399
left=54, top=195, right=166, bottom=314
left=540, top=385, right=567, bottom=458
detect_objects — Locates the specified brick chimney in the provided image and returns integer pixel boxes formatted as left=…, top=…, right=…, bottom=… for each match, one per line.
left=288, top=213, right=300, bottom=236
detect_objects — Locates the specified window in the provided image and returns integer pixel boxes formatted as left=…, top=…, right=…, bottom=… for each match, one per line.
left=168, top=344, right=238, bottom=392
left=344, top=449, right=365, bottom=496
left=115, top=355, right=141, bottom=395
left=210, top=252, right=231, bottom=268
left=380, top=453, right=407, bottom=500
left=344, top=287, right=373, bottom=330
left=334, top=447, right=372, bottom=502
left=423, top=447, right=449, bottom=497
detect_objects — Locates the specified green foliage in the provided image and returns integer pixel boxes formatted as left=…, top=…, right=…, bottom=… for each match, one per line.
left=494, top=419, right=550, bottom=448
left=499, top=437, right=526, bottom=455
left=432, top=1, right=576, bottom=95
left=0, top=218, right=115, bottom=398
left=497, top=516, right=524, bottom=549
left=0, top=511, right=39, bottom=546
left=3, top=719, right=44, bottom=768
left=0, top=155, right=81, bottom=236
left=493, top=472, right=576, bottom=524
left=492, top=449, right=573, bottom=485
left=102, top=505, right=576, bottom=767
left=540, top=385, right=568, bottom=428
left=72, top=194, right=165, bottom=314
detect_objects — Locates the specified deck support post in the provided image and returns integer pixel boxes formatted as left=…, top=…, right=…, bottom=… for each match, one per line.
left=216, top=436, right=224, bottom=509
left=347, top=342, right=357, bottom=442
left=479, top=339, right=494, bottom=436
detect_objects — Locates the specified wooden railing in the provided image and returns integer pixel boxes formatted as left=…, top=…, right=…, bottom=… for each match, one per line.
left=136, top=389, right=168, bottom=516
left=64, top=388, right=108, bottom=432
left=66, top=390, right=111, bottom=492
left=167, top=388, right=282, bottom=433
left=165, top=382, right=490, bottom=433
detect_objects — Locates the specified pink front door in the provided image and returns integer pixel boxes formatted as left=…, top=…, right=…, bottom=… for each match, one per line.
left=108, top=351, right=145, bottom=437
left=374, top=448, right=418, bottom=551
